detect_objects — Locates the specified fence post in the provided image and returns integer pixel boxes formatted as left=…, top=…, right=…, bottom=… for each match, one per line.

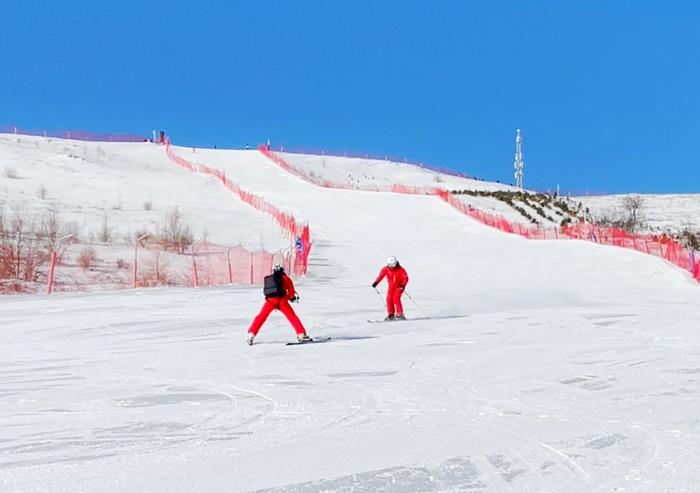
left=46, top=234, right=72, bottom=295
left=132, top=246, right=138, bottom=288
left=227, top=248, right=233, bottom=284
left=191, top=246, right=199, bottom=287
left=46, top=251, right=58, bottom=294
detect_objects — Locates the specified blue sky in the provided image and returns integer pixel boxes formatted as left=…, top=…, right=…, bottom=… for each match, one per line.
left=2, top=1, right=699, bottom=193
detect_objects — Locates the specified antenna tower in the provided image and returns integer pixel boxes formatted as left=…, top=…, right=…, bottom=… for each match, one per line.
left=514, top=129, right=524, bottom=190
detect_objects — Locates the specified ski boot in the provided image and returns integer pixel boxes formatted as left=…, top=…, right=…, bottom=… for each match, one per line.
left=384, top=314, right=395, bottom=321
left=246, top=333, right=255, bottom=346
left=297, top=333, right=313, bottom=343
left=395, top=314, right=406, bottom=320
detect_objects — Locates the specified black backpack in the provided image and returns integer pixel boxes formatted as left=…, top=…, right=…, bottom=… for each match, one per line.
left=263, top=273, right=285, bottom=297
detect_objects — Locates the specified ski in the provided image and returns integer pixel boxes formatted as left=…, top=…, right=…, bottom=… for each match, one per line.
left=367, top=319, right=407, bottom=323
left=286, top=336, right=332, bottom=346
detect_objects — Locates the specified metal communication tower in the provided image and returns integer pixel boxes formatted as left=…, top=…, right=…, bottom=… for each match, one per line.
left=514, top=129, right=524, bottom=190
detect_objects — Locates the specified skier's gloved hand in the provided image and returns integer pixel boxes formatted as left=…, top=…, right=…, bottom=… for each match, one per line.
left=371, top=282, right=378, bottom=288
left=398, top=285, right=405, bottom=290
left=290, top=294, right=300, bottom=303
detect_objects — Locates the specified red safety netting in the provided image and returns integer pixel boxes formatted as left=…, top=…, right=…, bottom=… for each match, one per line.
left=560, top=223, right=699, bottom=275
left=1, top=125, right=148, bottom=143
left=165, top=141, right=312, bottom=278
left=190, top=242, right=292, bottom=287
left=260, top=147, right=700, bottom=283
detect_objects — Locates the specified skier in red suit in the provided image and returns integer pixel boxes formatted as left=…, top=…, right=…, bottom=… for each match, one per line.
left=372, top=256, right=409, bottom=320
left=247, top=264, right=311, bottom=345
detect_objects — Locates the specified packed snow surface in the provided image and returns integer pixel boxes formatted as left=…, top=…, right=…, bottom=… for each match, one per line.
left=1, top=139, right=699, bottom=492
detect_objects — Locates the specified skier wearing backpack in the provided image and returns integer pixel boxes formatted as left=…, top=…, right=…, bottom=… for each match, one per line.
left=372, top=256, right=409, bottom=321
left=246, top=264, right=311, bottom=345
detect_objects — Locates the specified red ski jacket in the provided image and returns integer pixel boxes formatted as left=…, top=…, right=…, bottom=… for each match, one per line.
left=373, top=265, right=409, bottom=290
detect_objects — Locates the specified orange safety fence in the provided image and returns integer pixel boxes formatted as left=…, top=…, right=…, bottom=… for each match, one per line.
left=190, top=242, right=292, bottom=287
left=260, top=146, right=700, bottom=283
left=165, top=141, right=312, bottom=279
left=40, top=241, right=294, bottom=294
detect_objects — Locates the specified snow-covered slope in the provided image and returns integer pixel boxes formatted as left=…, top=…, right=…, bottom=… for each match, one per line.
left=0, top=135, right=291, bottom=291
left=279, top=151, right=516, bottom=192
left=277, top=151, right=577, bottom=229
left=0, top=134, right=288, bottom=250
left=576, top=193, right=700, bottom=233
left=1, top=139, right=699, bottom=492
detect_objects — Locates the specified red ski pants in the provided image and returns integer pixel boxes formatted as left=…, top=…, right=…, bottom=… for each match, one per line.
left=247, top=297, right=306, bottom=336
left=386, top=288, right=404, bottom=316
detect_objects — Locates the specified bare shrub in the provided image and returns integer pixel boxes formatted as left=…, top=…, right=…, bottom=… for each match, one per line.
left=99, top=213, right=112, bottom=243
left=4, top=166, right=18, bottom=179
left=139, top=250, right=176, bottom=287
left=594, top=196, right=645, bottom=232
left=0, top=204, right=49, bottom=282
left=116, top=258, right=129, bottom=269
left=0, top=279, right=26, bottom=294
left=37, top=184, right=48, bottom=199
left=622, top=195, right=644, bottom=231
left=37, top=208, right=62, bottom=248
left=143, top=200, right=153, bottom=211
left=679, top=229, right=700, bottom=250
left=158, top=207, right=193, bottom=254
left=78, top=247, right=98, bottom=270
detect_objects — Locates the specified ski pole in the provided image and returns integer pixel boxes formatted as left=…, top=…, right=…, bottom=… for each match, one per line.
left=403, top=290, right=430, bottom=319
left=373, top=287, right=386, bottom=308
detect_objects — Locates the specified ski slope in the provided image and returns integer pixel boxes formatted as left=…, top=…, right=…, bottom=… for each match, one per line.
left=276, top=151, right=574, bottom=229
left=0, top=134, right=288, bottom=250
left=277, top=151, right=516, bottom=192
left=1, top=140, right=699, bottom=492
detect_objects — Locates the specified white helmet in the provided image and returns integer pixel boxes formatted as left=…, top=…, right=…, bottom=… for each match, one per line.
left=386, top=256, right=398, bottom=268
left=272, top=263, right=284, bottom=273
